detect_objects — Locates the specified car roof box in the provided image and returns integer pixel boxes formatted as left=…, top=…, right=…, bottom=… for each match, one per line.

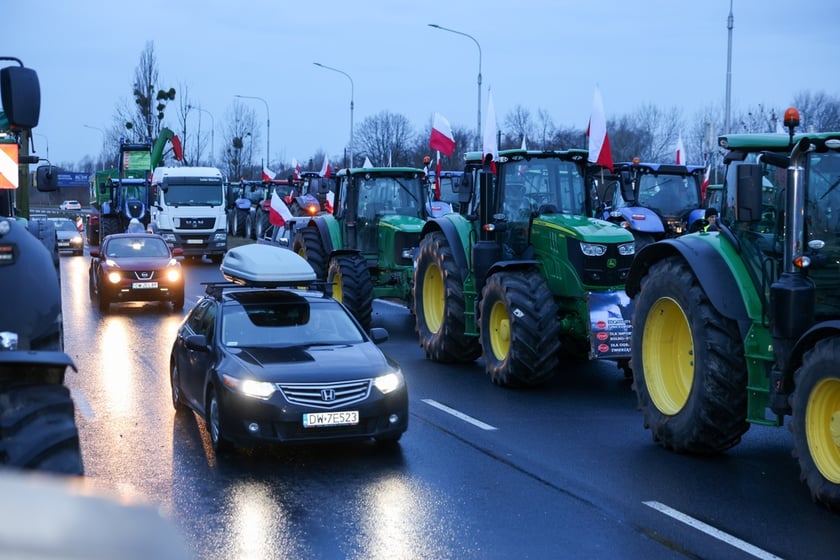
left=221, top=244, right=316, bottom=287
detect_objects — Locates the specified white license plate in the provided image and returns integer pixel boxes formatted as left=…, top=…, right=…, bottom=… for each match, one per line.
left=303, top=410, right=359, bottom=428
left=132, top=281, right=158, bottom=289
left=58, top=242, right=70, bottom=247
left=186, top=239, right=203, bottom=244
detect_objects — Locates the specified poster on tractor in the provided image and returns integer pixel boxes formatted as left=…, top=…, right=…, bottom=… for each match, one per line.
left=588, top=290, right=633, bottom=358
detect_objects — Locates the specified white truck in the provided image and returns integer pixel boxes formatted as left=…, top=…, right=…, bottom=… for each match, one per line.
left=150, top=166, right=228, bottom=262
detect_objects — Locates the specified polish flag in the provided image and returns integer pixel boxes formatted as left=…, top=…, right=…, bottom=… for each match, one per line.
left=429, top=112, right=456, bottom=157
left=676, top=134, right=686, bottom=165
left=587, top=85, right=613, bottom=171
left=434, top=150, right=442, bottom=200
left=483, top=90, right=498, bottom=174
left=319, top=157, right=331, bottom=178
left=171, top=135, right=184, bottom=161
left=325, top=191, right=335, bottom=213
left=701, top=161, right=711, bottom=202
left=269, top=191, right=294, bottom=227
left=292, top=158, right=301, bottom=180
left=262, top=166, right=275, bottom=181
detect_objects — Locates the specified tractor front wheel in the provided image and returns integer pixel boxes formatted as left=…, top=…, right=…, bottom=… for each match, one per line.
left=478, top=270, right=560, bottom=387
left=328, top=254, right=373, bottom=332
left=292, top=226, right=328, bottom=280
left=631, top=256, right=748, bottom=453
left=790, top=337, right=840, bottom=511
left=413, top=231, right=480, bottom=363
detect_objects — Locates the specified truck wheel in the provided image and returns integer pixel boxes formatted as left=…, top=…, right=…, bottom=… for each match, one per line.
left=292, top=226, right=327, bottom=280
left=328, top=254, right=373, bottom=333
left=0, top=384, right=84, bottom=475
left=478, top=270, right=560, bottom=387
left=101, top=216, right=121, bottom=238
left=631, top=256, right=748, bottom=453
left=790, top=337, right=840, bottom=511
left=414, top=231, right=480, bottom=363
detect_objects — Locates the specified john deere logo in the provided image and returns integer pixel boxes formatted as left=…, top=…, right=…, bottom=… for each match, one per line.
left=607, top=258, right=617, bottom=268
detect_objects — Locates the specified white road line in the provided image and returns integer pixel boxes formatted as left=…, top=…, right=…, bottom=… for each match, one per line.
left=70, top=388, right=95, bottom=420
left=422, top=399, right=498, bottom=431
left=643, top=501, right=784, bottom=560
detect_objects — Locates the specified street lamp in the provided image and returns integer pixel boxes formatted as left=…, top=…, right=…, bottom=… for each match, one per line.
left=313, top=62, right=354, bottom=168
left=187, top=105, right=215, bottom=165
left=428, top=23, right=482, bottom=147
left=84, top=124, right=106, bottom=170
left=234, top=94, right=270, bottom=167
left=724, top=0, right=734, bottom=134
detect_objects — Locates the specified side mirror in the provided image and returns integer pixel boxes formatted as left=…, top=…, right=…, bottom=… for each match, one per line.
left=185, top=334, right=209, bottom=352
left=0, top=65, right=40, bottom=129
left=89, top=247, right=101, bottom=258
left=735, top=164, right=763, bottom=223
left=35, top=164, right=59, bottom=192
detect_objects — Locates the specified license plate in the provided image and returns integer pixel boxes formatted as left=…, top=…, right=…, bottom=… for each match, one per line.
left=303, top=410, right=359, bottom=428
left=186, top=239, right=203, bottom=244
left=132, top=281, right=158, bottom=289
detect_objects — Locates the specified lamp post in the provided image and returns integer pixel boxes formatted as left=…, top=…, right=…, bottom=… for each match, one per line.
left=83, top=124, right=106, bottom=170
left=313, top=62, right=354, bottom=168
left=187, top=105, right=215, bottom=165
left=428, top=23, right=482, bottom=147
left=234, top=94, right=270, bottom=167
left=724, top=0, right=734, bottom=134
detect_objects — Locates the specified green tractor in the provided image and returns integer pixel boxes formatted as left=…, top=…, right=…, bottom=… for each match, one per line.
left=626, top=109, right=840, bottom=509
left=291, top=166, right=437, bottom=332
left=414, top=149, right=636, bottom=387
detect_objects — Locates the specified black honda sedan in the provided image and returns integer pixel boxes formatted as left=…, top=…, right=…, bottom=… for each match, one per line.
left=169, top=245, right=408, bottom=453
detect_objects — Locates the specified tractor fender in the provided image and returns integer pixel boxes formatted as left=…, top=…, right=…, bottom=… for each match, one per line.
left=486, top=259, right=540, bottom=278
left=619, top=207, right=665, bottom=234
left=420, top=218, right=470, bottom=283
left=626, top=236, right=750, bottom=329
left=787, top=320, right=840, bottom=375
left=311, top=216, right=335, bottom=254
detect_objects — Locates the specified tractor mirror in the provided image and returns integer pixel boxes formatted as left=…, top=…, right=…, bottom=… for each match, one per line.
left=0, top=65, right=40, bottom=129
left=35, top=164, right=59, bottom=192
left=735, top=164, right=763, bottom=223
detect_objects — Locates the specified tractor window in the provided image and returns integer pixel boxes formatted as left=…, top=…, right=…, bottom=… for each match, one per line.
left=637, top=173, right=700, bottom=216
left=357, top=176, right=422, bottom=219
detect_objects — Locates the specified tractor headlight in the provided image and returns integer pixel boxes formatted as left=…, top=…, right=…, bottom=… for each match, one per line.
left=580, top=242, right=607, bottom=257
left=618, top=242, right=636, bottom=256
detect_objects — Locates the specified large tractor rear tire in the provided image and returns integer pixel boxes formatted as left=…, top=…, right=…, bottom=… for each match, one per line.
left=631, top=256, right=748, bottom=453
left=0, top=384, right=84, bottom=475
left=234, top=209, right=248, bottom=238
left=292, top=226, right=328, bottom=280
left=101, top=215, right=121, bottom=238
left=478, top=270, right=560, bottom=387
left=255, top=208, right=270, bottom=239
left=790, top=337, right=840, bottom=511
left=328, top=254, right=373, bottom=333
left=414, top=231, right=481, bottom=363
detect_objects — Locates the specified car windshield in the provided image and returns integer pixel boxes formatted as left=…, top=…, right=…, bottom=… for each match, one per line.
left=105, top=237, right=170, bottom=258
left=222, top=298, right=364, bottom=347
left=53, top=220, right=78, bottom=232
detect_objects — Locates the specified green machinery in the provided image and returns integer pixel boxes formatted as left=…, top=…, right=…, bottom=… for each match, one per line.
left=414, top=149, right=636, bottom=387
left=626, top=110, right=840, bottom=509
left=87, top=128, right=175, bottom=244
left=291, top=166, right=432, bottom=332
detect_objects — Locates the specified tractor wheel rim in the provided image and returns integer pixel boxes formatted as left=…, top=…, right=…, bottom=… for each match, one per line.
left=806, top=377, right=840, bottom=484
left=422, top=264, right=444, bottom=334
left=333, top=272, right=343, bottom=303
left=489, top=300, right=510, bottom=361
left=643, top=297, right=694, bottom=415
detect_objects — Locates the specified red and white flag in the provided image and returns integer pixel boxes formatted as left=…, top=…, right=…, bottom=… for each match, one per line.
left=262, top=166, right=275, bottom=182
left=676, top=134, right=686, bottom=165
left=701, top=161, right=711, bottom=202
left=434, top=150, right=442, bottom=200
left=319, top=157, right=331, bottom=178
left=291, top=158, right=301, bottom=180
left=429, top=112, right=456, bottom=157
left=587, top=85, right=614, bottom=171
left=325, top=191, right=335, bottom=213
left=483, top=90, right=498, bottom=174
left=269, top=191, right=294, bottom=227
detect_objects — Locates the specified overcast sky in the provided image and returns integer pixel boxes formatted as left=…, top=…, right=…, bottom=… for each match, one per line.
left=8, top=0, right=840, bottom=169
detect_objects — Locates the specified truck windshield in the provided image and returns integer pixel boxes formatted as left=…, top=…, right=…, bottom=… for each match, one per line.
left=162, top=185, right=223, bottom=206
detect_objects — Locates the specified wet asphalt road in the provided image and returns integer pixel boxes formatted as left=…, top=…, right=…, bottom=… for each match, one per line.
left=58, top=249, right=840, bottom=560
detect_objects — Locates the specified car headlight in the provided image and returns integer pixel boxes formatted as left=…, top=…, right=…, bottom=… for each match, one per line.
left=166, top=267, right=181, bottom=282
left=71, top=235, right=83, bottom=244
left=107, top=271, right=121, bottom=283
left=618, top=242, right=636, bottom=256
left=579, top=242, right=607, bottom=257
left=374, top=372, right=403, bottom=394
left=222, top=373, right=275, bottom=399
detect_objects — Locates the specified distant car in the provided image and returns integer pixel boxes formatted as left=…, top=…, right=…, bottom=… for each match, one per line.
left=169, top=244, right=408, bottom=453
left=49, top=217, right=84, bottom=256
left=59, top=200, right=82, bottom=211
left=88, top=233, right=184, bottom=313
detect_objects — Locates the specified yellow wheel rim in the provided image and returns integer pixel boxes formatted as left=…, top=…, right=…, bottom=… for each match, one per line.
left=806, top=377, right=840, bottom=484
left=488, top=300, right=510, bottom=362
left=422, top=264, right=445, bottom=334
left=296, top=246, right=307, bottom=260
left=333, top=271, right=344, bottom=304
left=642, top=297, right=695, bottom=415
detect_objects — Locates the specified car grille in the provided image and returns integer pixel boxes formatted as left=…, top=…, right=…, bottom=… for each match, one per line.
left=278, top=379, right=371, bottom=410
left=133, top=270, right=156, bottom=280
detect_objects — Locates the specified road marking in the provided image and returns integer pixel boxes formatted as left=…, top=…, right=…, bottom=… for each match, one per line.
left=422, top=399, right=498, bottom=431
left=643, top=501, right=783, bottom=560
left=70, top=388, right=95, bottom=420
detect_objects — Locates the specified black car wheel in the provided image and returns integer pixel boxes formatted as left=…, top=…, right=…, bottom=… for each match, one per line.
left=170, top=359, right=187, bottom=412
left=97, top=286, right=109, bottom=313
left=207, top=386, right=233, bottom=454
left=171, top=291, right=185, bottom=312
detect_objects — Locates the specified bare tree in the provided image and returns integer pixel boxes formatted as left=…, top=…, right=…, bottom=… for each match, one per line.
left=793, top=91, right=840, bottom=131
left=535, top=109, right=555, bottom=150
left=355, top=111, right=416, bottom=167
left=503, top=105, right=534, bottom=149
left=221, top=101, right=259, bottom=180
left=121, top=42, right=176, bottom=143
